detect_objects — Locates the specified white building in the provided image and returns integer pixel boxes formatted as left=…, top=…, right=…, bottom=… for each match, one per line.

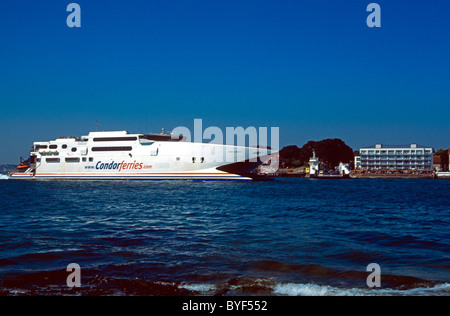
left=359, top=144, right=434, bottom=171
left=354, top=155, right=361, bottom=170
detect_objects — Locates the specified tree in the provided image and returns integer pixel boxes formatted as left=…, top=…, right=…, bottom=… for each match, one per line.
left=279, top=145, right=302, bottom=167
left=280, top=138, right=354, bottom=168
left=436, top=149, right=449, bottom=171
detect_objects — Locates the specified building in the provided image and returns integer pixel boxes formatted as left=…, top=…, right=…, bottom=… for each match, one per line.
left=354, top=155, right=361, bottom=170
left=446, top=148, right=450, bottom=171
left=359, top=144, right=434, bottom=171
left=444, top=148, right=450, bottom=170
left=442, top=148, right=450, bottom=171
left=433, top=155, right=442, bottom=171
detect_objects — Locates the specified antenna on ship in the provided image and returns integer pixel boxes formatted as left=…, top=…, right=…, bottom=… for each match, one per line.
left=161, top=128, right=165, bottom=134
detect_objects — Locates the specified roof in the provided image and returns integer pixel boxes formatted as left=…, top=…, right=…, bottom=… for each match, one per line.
left=361, top=144, right=432, bottom=149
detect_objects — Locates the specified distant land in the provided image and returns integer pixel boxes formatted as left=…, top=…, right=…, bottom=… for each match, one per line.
left=0, top=165, right=16, bottom=174
left=279, top=138, right=354, bottom=169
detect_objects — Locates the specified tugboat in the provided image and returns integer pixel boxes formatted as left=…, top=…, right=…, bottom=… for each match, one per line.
left=308, top=151, right=350, bottom=179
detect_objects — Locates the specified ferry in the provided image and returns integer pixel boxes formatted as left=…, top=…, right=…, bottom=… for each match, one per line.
left=9, top=130, right=272, bottom=181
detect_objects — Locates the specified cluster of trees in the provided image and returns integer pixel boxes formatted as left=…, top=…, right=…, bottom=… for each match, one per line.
left=280, top=138, right=354, bottom=168
left=436, top=149, right=449, bottom=171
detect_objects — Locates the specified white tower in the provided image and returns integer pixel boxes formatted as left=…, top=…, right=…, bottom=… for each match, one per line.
left=309, top=151, right=319, bottom=177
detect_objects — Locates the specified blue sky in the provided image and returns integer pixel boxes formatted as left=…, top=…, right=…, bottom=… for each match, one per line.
left=1, top=0, right=449, bottom=163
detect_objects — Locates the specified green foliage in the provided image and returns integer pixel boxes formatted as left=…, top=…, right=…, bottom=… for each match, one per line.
left=436, top=149, right=449, bottom=170
left=280, top=138, right=354, bottom=168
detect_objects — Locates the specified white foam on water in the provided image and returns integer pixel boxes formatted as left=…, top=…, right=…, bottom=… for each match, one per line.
left=179, top=283, right=217, bottom=294
left=273, top=283, right=369, bottom=296
left=178, top=281, right=450, bottom=296
left=0, top=174, right=10, bottom=180
left=273, top=282, right=450, bottom=296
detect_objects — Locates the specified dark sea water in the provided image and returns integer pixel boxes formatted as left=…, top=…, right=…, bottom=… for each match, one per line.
left=0, top=178, right=449, bottom=296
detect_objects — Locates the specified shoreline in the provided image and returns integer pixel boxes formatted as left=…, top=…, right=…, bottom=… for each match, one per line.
left=350, top=173, right=434, bottom=179
left=272, top=170, right=444, bottom=179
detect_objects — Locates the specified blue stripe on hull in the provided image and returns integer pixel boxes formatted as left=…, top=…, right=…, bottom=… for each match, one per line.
left=18, top=175, right=253, bottom=181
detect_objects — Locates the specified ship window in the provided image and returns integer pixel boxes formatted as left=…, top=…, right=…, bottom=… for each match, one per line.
left=92, top=146, right=133, bottom=152
left=176, top=157, right=180, bottom=161
left=93, top=137, right=137, bottom=142
left=35, top=145, right=48, bottom=150
left=49, top=145, right=58, bottom=149
left=36, top=158, right=41, bottom=162
left=82, top=157, right=86, bottom=162
left=46, top=158, right=60, bottom=163
left=62, top=144, right=67, bottom=149
left=65, top=157, right=80, bottom=163
left=89, top=157, right=94, bottom=162
left=71, top=148, right=77, bottom=152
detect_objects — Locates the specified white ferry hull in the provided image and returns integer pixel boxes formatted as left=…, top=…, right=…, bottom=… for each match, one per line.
left=10, top=172, right=252, bottom=181
left=9, top=131, right=271, bottom=181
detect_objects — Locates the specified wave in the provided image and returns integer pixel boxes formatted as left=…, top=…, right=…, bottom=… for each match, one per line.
left=0, top=174, right=9, bottom=180
left=248, top=260, right=438, bottom=290
left=178, top=279, right=450, bottom=296
left=1, top=268, right=449, bottom=296
left=272, top=282, right=450, bottom=296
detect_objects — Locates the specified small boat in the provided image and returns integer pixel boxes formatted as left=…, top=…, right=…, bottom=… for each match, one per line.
left=436, top=171, right=450, bottom=178
left=16, top=157, right=30, bottom=170
left=308, top=151, right=350, bottom=179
